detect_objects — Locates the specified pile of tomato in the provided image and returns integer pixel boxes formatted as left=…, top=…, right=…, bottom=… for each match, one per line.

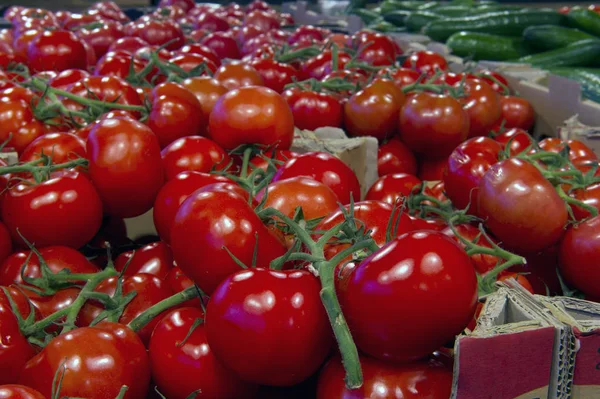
left=0, top=0, right=599, bottom=398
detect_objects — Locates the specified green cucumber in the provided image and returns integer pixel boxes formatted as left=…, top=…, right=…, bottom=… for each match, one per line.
left=405, top=11, right=442, bottom=32
left=447, top=31, right=532, bottom=61
left=429, top=5, right=471, bottom=17
left=380, top=0, right=436, bottom=14
left=523, top=25, right=596, bottom=51
left=351, top=8, right=382, bottom=25
left=547, top=68, right=600, bottom=103
left=368, top=19, right=404, bottom=33
left=566, top=8, right=600, bottom=37
left=423, top=10, right=566, bottom=42
left=516, top=39, right=600, bottom=68
left=382, top=10, right=411, bottom=26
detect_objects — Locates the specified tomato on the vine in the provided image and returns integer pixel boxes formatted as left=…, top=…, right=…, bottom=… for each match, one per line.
left=378, top=138, right=418, bottom=177
left=19, top=132, right=86, bottom=164
left=0, top=385, right=45, bottom=399
left=161, top=136, right=232, bottom=180
left=181, top=76, right=228, bottom=117
left=402, top=50, right=448, bottom=76
left=26, top=30, right=87, bottom=72
left=282, top=88, right=342, bottom=131
left=499, top=96, right=535, bottom=131
left=366, top=173, right=422, bottom=205
left=115, top=241, right=175, bottom=279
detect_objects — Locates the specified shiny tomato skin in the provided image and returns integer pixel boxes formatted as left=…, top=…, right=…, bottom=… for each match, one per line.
left=300, top=49, right=352, bottom=81
left=26, top=30, right=87, bottom=72
left=493, top=127, right=533, bottom=156
left=341, top=231, right=477, bottom=362
left=68, top=76, right=143, bottom=114
left=316, top=354, right=452, bottom=399
left=244, top=9, right=280, bottom=32
left=19, top=322, right=150, bottom=399
left=559, top=216, right=600, bottom=298
left=48, top=69, right=90, bottom=90
left=478, top=158, right=568, bottom=253
left=250, top=58, right=299, bottom=93
left=2, top=171, right=102, bottom=249
left=257, top=176, right=340, bottom=220
left=170, top=186, right=287, bottom=294
left=402, top=50, right=448, bottom=76
left=214, top=61, right=264, bottom=91
left=201, top=32, right=241, bottom=60
left=0, top=223, right=12, bottom=266
left=77, top=21, right=125, bottom=59
left=149, top=307, right=256, bottom=399
left=194, top=11, right=230, bottom=32
left=570, top=183, right=600, bottom=221
left=147, top=82, right=206, bottom=148
left=0, top=385, right=45, bottom=399
left=181, top=77, right=228, bottom=117
left=115, top=241, right=175, bottom=279
left=0, top=87, right=47, bottom=154
left=177, top=43, right=220, bottom=67
left=356, top=34, right=398, bottom=66
left=499, top=96, right=535, bottom=131
left=478, top=70, right=510, bottom=94
left=378, top=67, right=420, bottom=89
left=153, top=172, right=237, bottom=243
left=377, top=138, right=418, bottom=177
left=443, top=137, right=502, bottom=212
left=106, top=36, right=149, bottom=54
left=205, top=268, right=332, bottom=386
left=365, top=173, right=422, bottom=205
left=273, top=152, right=361, bottom=205
left=538, top=137, right=598, bottom=164
left=399, top=92, right=470, bottom=159
left=459, top=78, right=502, bottom=137
left=209, top=86, right=294, bottom=151
left=19, top=132, right=86, bottom=164
left=87, top=116, right=164, bottom=218
left=128, top=19, right=184, bottom=50
left=441, top=224, right=499, bottom=274
left=161, top=136, right=231, bottom=181
left=249, top=149, right=298, bottom=172
left=282, top=88, right=342, bottom=131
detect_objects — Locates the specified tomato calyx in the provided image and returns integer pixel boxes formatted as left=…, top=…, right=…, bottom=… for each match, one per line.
left=273, top=45, right=321, bottom=64
left=0, top=153, right=88, bottom=184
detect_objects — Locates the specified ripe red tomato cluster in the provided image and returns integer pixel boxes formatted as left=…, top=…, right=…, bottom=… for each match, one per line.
left=0, top=0, right=597, bottom=398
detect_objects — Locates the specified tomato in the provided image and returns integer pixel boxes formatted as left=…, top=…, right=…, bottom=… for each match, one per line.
left=0, top=245, right=98, bottom=286
left=317, top=354, right=452, bottom=399
left=493, top=127, right=533, bottom=156
left=569, top=183, right=600, bottom=221
left=161, top=136, right=231, bottom=181
left=193, top=11, right=230, bottom=32
left=538, top=137, right=598, bottom=164
left=2, top=171, right=102, bottom=249
left=356, top=33, right=399, bottom=66
left=399, top=92, right=470, bottom=159
left=441, top=224, right=499, bottom=274
left=128, top=19, right=184, bottom=50
left=153, top=172, right=238, bottom=243
left=0, top=287, right=36, bottom=385
left=417, top=156, right=447, bottom=181
left=149, top=307, right=256, bottom=399
left=499, top=96, right=535, bottom=131
left=0, top=222, right=11, bottom=266
left=344, top=79, right=405, bottom=141
left=201, top=32, right=241, bottom=60
left=377, top=67, right=420, bottom=90
left=250, top=58, right=299, bottom=94
left=510, top=246, right=562, bottom=295
left=67, top=76, right=143, bottom=115
left=443, top=137, right=502, bottom=212
left=19, top=322, right=150, bottom=399
left=377, top=138, right=418, bottom=177
left=246, top=0, right=272, bottom=12
left=288, top=25, right=327, bottom=46
left=94, top=51, right=145, bottom=80
left=87, top=116, right=163, bottom=218
left=88, top=1, right=130, bottom=22
left=427, top=181, right=448, bottom=203
left=459, top=78, right=502, bottom=137
left=176, top=43, right=220, bottom=67
left=0, top=87, right=47, bottom=154
left=107, top=36, right=149, bottom=55
left=114, top=241, right=174, bottom=280
left=206, top=268, right=332, bottom=386
left=244, top=9, right=280, bottom=32
left=77, top=21, right=125, bottom=59
left=478, top=158, right=567, bottom=253
left=366, top=173, right=422, bottom=205
left=341, top=231, right=477, bottom=362
left=249, top=149, right=298, bottom=173
left=209, top=86, right=294, bottom=151
left=159, top=0, right=196, bottom=12
left=300, top=49, right=352, bottom=81
left=170, top=185, right=287, bottom=294
left=282, top=88, right=343, bottom=131
left=19, top=132, right=86, bottom=164
left=26, top=30, right=87, bottom=72
left=181, top=77, right=228, bottom=117
left=273, top=152, right=361, bottom=205
left=402, top=51, right=448, bottom=76
left=214, top=62, right=265, bottom=91
left=497, top=272, right=535, bottom=294
left=0, top=385, right=45, bottom=399
left=22, top=287, right=80, bottom=333
left=478, top=70, right=510, bottom=94
left=257, top=176, right=340, bottom=220
left=165, top=266, right=194, bottom=293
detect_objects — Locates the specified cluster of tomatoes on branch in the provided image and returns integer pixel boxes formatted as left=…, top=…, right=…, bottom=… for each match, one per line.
left=0, top=0, right=599, bottom=398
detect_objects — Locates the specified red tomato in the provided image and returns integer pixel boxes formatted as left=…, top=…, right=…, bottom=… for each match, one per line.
left=170, top=185, right=287, bottom=294
left=0, top=287, right=36, bottom=385
left=0, top=87, right=47, bottom=154
left=19, top=322, right=150, bottom=399
left=341, top=231, right=477, bottom=362
left=244, top=9, right=280, bottom=31
left=499, top=96, right=535, bottom=131
left=165, top=266, right=194, bottom=295
left=209, top=86, right=294, bottom=151
left=378, top=67, right=421, bottom=89
left=443, top=137, right=502, bottom=212
left=19, top=132, right=86, bottom=164
left=497, top=272, right=535, bottom=294
left=441, top=224, right=499, bottom=274
left=147, top=82, right=206, bottom=148
left=67, top=75, right=143, bottom=115
left=316, top=354, right=452, bottom=399
left=399, top=92, right=470, bottom=159
left=478, top=70, right=510, bottom=94
left=26, top=30, right=87, bottom=72
left=201, top=32, right=241, bottom=60
left=149, top=307, right=256, bottom=399
left=106, top=36, right=149, bottom=54
left=153, top=172, right=237, bottom=243
left=249, top=149, right=298, bottom=172
left=402, top=50, right=448, bottom=75
left=356, top=33, right=399, bottom=66
left=273, top=152, right=361, bottom=205
left=493, top=127, right=533, bottom=156
left=0, top=223, right=12, bottom=266
left=538, top=137, right=598, bottom=164
left=161, top=136, right=231, bottom=181
left=366, top=173, right=422, bottom=205
left=300, top=49, right=352, bottom=81
left=128, top=19, right=184, bottom=50
left=48, top=69, right=90, bottom=90
left=250, top=58, right=299, bottom=94
left=282, top=88, right=343, bottom=131
left=94, top=51, right=145, bottom=80
left=77, top=21, right=125, bottom=59
left=181, top=76, right=228, bottom=117
left=2, top=171, right=103, bottom=249
left=176, top=43, right=220, bottom=66
left=0, top=385, right=45, bottom=399
left=344, top=79, right=405, bottom=141
left=214, top=62, right=265, bottom=91
left=115, top=241, right=175, bottom=279
left=459, top=78, right=502, bottom=137
left=570, top=183, right=600, bottom=221
left=288, top=25, right=327, bottom=45
left=378, top=138, right=418, bottom=177
left=194, top=11, right=230, bottom=32
left=478, top=158, right=567, bottom=252
left=159, top=0, right=195, bottom=12
left=418, top=156, right=448, bottom=181
left=257, top=176, right=340, bottom=220
left=206, top=268, right=332, bottom=386
left=87, top=116, right=164, bottom=218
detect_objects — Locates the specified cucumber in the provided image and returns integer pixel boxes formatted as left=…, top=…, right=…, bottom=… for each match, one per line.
left=382, top=10, right=411, bottom=26
left=405, top=11, right=442, bottom=32
left=368, top=19, right=404, bottom=33
left=380, top=0, right=436, bottom=14
left=516, top=39, right=600, bottom=68
left=566, top=8, right=600, bottom=37
left=429, top=5, right=471, bottom=17
left=423, top=10, right=566, bottom=42
left=351, top=8, right=382, bottom=25
left=447, top=31, right=532, bottom=61
left=523, top=25, right=596, bottom=51
left=547, top=68, right=600, bottom=104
